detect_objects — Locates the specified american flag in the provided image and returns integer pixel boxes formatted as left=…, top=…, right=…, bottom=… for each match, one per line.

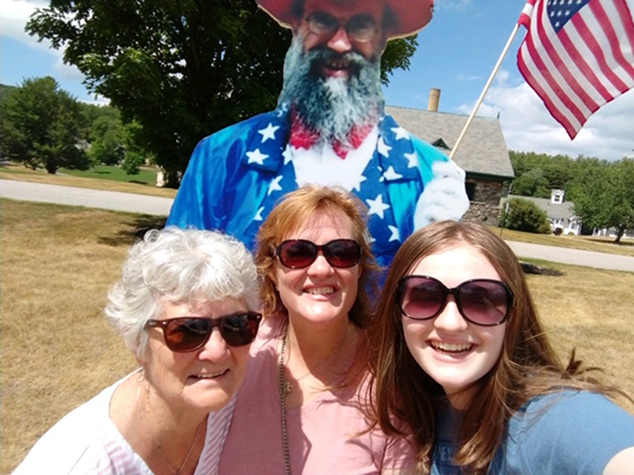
left=517, top=0, right=634, bottom=139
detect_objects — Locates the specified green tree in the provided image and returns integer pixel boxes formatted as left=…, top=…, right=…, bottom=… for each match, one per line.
left=500, top=198, right=551, bottom=234
left=511, top=168, right=551, bottom=198
left=1, top=76, right=89, bottom=174
left=88, top=113, right=125, bottom=166
left=27, top=0, right=417, bottom=186
left=510, top=151, right=577, bottom=197
left=121, top=150, right=145, bottom=177
left=573, top=160, right=634, bottom=243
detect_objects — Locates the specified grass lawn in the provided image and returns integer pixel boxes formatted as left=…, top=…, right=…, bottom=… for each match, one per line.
left=59, top=164, right=158, bottom=185
left=2, top=199, right=633, bottom=472
left=495, top=227, right=634, bottom=257
left=0, top=162, right=177, bottom=199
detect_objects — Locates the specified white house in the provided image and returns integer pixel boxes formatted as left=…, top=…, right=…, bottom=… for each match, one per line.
left=504, top=190, right=582, bottom=235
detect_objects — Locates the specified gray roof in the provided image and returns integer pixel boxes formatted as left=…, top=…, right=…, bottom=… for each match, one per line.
left=385, top=105, right=515, bottom=179
left=504, top=195, right=576, bottom=220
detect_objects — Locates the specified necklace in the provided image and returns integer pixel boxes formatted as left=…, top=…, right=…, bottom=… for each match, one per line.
left=278, top=332, right=292, bottom=475
left=155, top=420, right=203, bottom=475
left=280, top=323, right=350, bottom=395
left=138, top=380, right=204, bottom=475
left=277, top=322, right=351, bottom=475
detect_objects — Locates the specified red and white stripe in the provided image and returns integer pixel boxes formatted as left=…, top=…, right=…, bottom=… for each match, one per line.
left=517, top=0, right=634, bottom=138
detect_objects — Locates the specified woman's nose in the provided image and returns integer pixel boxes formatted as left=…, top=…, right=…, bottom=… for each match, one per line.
left=433, top=297, right=469, bottom=332
left=306, top=252, right=335, bottom=276
left=199, top=327, right=231, bottom=361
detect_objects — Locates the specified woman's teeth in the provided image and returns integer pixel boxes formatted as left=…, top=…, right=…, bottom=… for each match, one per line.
left=430, top=341, right=474, bottom=353
left=307, top=287, right=334, bottom=295
left=192, top=369, right=228, bottom=379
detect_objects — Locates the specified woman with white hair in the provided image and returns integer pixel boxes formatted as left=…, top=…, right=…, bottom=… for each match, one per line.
left=14, top=227, right=262, bottom=475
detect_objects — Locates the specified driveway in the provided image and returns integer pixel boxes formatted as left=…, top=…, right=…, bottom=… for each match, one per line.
left=2, top=179, right=633, bottom=272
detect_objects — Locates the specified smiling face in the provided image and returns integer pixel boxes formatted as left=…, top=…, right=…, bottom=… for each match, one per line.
left=142, top=297, right=251, bottom=414
left=298, top=0, right=387, bottom=65
left=401, top=243, right=507, bottom=408
left=272, top=209, right=360, bottom=329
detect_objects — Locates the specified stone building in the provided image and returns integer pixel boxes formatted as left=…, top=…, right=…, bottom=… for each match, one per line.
left=386, top=91, right=515, bottom=226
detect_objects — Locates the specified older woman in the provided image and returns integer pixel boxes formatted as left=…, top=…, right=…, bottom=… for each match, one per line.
left=14, top=228, right=261, bottom=475
left=219, top=185, right=416, bottom=474
left=373, top=221, right=634, bottom=474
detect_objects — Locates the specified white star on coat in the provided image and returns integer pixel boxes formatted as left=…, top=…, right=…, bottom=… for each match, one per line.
left=351, top=174, right=367, bottom=192
left=388, top=225, right=400, bottom=242
left=391, top=126, right=409, bottom=140
left=282, top=144, right=293, bottom=165
left=383, top=166, right=403, bottom=181
left=268, top=175, right=283, bottom=196
left=366, top=194, right=390, bottom=219
left=377, top=137, right=392, bottom=158
left=246, top=148, right=268, bottom=165
left=404, top=152, right=418, bottom=168
left=254, top=206, right=265, bottom=222
left=258, top=123, right=280, bottom=143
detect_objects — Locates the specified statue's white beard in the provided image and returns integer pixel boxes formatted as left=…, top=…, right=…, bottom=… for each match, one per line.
left=279, top=37, right=384, bottom=147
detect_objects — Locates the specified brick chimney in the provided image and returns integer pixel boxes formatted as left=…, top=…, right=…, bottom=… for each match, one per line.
left=428, top=88, right=441, bottom=112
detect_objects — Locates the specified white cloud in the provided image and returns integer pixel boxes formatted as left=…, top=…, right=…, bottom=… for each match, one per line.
left=1, top=0, right=49, bottom=48
left=434, top=0, right=473, bottom=12
left=2, top=0, right=97, bottom=100
left=52, top=54, right=85, bottom=81
left=458, top=70, right=634, bottom=161
left=2, top=0, right=77, bottom=77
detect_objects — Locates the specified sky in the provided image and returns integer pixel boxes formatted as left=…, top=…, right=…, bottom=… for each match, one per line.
left=2, top=0, right=633, bottom=161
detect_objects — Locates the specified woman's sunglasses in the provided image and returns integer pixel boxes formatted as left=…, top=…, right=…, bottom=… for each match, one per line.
left=398, top=276, right=514, bottom=326
left=146, top=312, right=262, bottom=352
left=273, top=239, right=362, bottom=269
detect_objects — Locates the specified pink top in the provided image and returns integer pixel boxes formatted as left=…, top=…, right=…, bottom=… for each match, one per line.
left=218, top=317, right=416, bottom=474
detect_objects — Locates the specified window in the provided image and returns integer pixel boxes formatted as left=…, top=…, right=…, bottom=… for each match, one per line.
left=465, top=182, right=476, bottom=201
left=551, top=190, right=564, bottom=204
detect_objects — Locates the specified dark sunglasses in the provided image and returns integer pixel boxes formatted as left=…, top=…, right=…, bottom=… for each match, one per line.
left=146, top=312, right=262, bottom=352
left=398, top=276, right=514, bottom=326
left=306, top=11, right=378, bottom=43
left=274, top=239, right=362, bottom=269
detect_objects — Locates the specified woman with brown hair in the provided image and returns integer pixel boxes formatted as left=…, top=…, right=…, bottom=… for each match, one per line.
left=219, top=185, right=417, bottom=474
left=373, top=221, right=634, bottom=474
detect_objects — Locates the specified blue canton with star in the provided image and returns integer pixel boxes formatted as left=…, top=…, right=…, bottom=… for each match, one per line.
left=547, top=0, right=590, bottom=32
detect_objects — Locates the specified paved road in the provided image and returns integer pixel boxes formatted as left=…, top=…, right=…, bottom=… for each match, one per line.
left=0, top=179, right=173, bottom=216
left=505, top=240, right=634, bottom=272
left=2, top=179, right=633, bottom=272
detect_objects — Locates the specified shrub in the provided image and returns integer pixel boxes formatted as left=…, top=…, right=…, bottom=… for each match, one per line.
left=501, top=198, right=551, bottom=234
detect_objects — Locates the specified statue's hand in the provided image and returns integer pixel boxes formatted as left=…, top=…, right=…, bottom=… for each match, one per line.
left=414, top=160, right=470, bottom=229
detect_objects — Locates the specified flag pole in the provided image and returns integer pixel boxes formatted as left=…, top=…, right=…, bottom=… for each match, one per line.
left=449, top=22, right=523, bottom=160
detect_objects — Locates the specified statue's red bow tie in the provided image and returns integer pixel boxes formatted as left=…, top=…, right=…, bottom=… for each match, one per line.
left=289, top=112, right=373, bottom=159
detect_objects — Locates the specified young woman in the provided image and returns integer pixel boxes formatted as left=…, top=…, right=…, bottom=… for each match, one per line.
left=219, top=185, right=417, bottom=474
left=373, top=221, right=634, bottom=474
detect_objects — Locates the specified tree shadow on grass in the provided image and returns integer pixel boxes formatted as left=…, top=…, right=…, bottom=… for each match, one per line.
left=98, top=215, right=167, bottom=247
left=581, top=236, right=634, bottom=248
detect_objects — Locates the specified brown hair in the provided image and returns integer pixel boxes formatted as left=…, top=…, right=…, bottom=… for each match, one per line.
left=255, top=184, right=380, bottom=329
left=372, top=220, right=628, bottom=473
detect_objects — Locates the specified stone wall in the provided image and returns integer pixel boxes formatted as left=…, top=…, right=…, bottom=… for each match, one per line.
left=462, top=178, right=505, bottom=226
